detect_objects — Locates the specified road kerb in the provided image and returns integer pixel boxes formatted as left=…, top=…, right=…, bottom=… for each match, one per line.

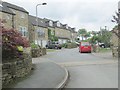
left=53, top=62, right=69, bottom=89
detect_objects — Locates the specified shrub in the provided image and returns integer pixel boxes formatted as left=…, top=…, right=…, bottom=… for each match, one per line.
left=2, top=28, right=30, bottom=59
left=61, top=43, right=68, bottom=48
left=31, top=42, right=39, bottom=49
left=62, top=42, right=77, bottom=48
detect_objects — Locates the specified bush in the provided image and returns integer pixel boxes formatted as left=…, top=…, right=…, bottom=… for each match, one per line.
left=62, top=43, right=68, bottom=48
left=62, top=42, right=77, bottom=48
left=2, top=28, right=30, bottom=59
left=31, top=43, right=39, bottom=49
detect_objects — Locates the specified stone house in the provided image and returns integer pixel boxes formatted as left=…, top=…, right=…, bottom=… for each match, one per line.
left=2, top=2, right=29, bottom=39
left=43, top=18, right=56, bottom=41
left=44, top=18, right=75, bottom=44
left=71, top=28, right=77, bottom=42
left=110, top=26, right=118, bottom=57
left=29, top=15, right=48, bottom=47
left=53, top=21, right=71, bottom=44
left=0, top=2, right=15, bottom=29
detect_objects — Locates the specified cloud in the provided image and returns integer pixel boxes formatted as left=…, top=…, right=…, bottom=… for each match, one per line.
left=3, top=0, right=119, bottom=31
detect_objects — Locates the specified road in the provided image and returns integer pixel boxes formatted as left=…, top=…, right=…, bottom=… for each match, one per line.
left=41, top=48, right=118, bottom=88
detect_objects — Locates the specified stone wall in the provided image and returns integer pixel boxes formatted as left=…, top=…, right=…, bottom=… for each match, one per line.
left=112, top=47, right=118, bottom=58
left=32, top=48, right=46, bottom=58
left=2, top=54, right=32, bottom=87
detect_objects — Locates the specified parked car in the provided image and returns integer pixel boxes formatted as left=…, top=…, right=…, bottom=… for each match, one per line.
left=46, top=42, right=62, bottom=49
left=99, top=43, right=105, bottom=48
left=79, top=42, right=91, bottom=53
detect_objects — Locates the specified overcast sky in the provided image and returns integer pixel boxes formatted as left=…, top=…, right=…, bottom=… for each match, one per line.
left=3, top=0, right=119, bottom=31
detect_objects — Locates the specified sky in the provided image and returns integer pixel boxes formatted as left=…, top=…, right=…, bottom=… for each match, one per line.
left=2, top=0, right=119, bottom=31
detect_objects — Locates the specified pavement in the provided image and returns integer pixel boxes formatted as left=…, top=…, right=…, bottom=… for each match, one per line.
left=8, top=57, right=69, bottom=88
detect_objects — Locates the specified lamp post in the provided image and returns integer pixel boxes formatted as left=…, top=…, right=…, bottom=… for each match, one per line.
left=36, top=3, right=47, bottom=46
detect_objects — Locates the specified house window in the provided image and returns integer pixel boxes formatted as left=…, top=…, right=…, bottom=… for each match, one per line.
left=57, top=22, right=60, bottom=27
left=66, top=25, right=68, bottom=29
left=37, top=28, right=45, bottom=38
left=49, top=21, right=53, bottom=26
left=19, top=26, right=28, bottom=37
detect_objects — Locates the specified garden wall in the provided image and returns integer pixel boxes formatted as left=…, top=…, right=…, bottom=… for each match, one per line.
left=32, top=48, right=46, bottom=58
left=2, top=54, right=32, bottom=87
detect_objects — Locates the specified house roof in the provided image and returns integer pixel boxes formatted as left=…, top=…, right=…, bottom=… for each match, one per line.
left=43, top=18, right=55, bottom=28
left=0, top=5, right=15, bottom=15
left=42, top=18, right=76, bottom=31
left=0, top=2, right=15, bottom=15
left=2, top=2, right=28, bottom=13
left=29, top=15, right=47, bottom=28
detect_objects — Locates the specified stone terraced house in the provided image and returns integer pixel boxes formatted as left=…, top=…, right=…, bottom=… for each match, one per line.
left=1, top=1, right=77, bottom=47
left=0, top=2, right=15, bottom=29
left=53, top=21, right=71, bottom=44
left=2, top=2, right=29, bottom=39
left=43, top=18, right=56, bottom=41
left=70, top=28, right=78, bottom=42
left=29, top=15, right=48, bottom=47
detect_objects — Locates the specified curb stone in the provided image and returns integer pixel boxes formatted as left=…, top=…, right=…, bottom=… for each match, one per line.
left=53, top=62, right=69, bottom=89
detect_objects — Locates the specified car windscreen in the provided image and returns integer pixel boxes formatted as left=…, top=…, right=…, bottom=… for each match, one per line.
left=81, top=43, right=90, bottom=46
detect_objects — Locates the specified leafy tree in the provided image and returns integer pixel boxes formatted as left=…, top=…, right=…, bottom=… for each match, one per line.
left=78, top=29, right=87, bottom=41
left=84, top=32, right=91, bottom=39
left=111, top=7, right=120, bottom=58
left=111, top=11, right=120, bottom=38
left=90, top=35, right=99, bottom=44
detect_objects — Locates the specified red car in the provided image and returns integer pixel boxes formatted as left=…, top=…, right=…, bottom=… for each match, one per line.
left=79, top=42, right=91, bottom=53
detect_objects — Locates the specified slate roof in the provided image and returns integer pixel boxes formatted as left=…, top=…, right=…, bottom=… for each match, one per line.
left=43, top=18, right=55, bottom=28
left=0, top=2, right=15, bottom=15
left=0, top=5, right=15, bottom=15
left=29, top=15, right=47, bottom=28
left=2, top=2, right=28, bottom=13
left=43, top=18, right=76, bottom=31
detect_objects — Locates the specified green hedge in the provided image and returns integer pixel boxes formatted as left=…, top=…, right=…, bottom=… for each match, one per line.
left=62, top=42, right=78, bottom=49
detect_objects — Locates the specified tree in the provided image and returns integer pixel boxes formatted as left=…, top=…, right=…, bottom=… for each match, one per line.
left=98, top=28, right=111, bottom=47
left=112, top=5, right=120, bottom=58
left=84, top=32, right=91, bottom=40
left=78, top=29, right=87, bottom=41
left=90, top=35, right=99, bottom=44
left=111, top=11, right=120, bottom=38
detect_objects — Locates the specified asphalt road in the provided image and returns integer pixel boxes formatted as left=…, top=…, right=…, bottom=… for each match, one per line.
left=44, top=48, right=118, bottom=88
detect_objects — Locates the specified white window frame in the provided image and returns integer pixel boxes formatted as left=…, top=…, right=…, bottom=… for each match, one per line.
left=37, top=28, right=45, bottom=38
left=49, top=21, right=53, bottom=26
left=57, top=22, right=60, bottom=27
left=19, top=26, right=28, bottom=37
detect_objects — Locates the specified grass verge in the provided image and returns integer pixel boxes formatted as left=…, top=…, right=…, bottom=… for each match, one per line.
left=46, top=49, right=56, bottom=52
left=99, top=48, right=112, bottom=53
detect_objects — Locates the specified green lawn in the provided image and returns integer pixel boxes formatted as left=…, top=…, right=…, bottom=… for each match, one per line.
left=46, top=49, right=56, bottom=52
left=99, top=48, right=112, bottom=53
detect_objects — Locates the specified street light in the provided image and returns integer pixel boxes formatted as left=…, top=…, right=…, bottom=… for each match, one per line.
left=36, top=3, right=47, bottom=46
